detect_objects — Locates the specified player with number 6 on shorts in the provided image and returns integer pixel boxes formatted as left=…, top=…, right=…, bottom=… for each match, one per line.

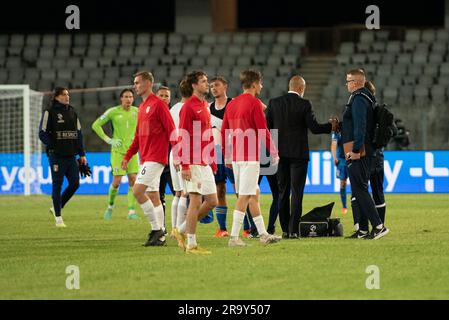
left=121, top=71, right=176, bottom=247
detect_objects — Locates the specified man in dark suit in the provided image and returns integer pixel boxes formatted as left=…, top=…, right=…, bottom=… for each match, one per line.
left=266, top=75, right=336, bottom=239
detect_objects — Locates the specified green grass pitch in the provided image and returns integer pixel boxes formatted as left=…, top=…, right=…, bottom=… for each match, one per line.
left=1, top=194, right=448, bottom=299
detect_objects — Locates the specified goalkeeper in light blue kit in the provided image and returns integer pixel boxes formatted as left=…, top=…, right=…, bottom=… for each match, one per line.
left=92, top=89, right=140, bottom=220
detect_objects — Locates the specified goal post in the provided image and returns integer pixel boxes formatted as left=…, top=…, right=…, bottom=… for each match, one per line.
left=0, top=85, right=44, bottom=195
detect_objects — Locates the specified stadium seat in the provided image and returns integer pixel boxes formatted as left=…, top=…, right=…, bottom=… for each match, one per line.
left=405, top=29, right=421, bottom=42
left=383, top=87, right=398, bottom=103
left=423, top=64, right=438, bottom=76
left=272, top=45, right=287, bottom=55
left=217, top=33, right=232, bottom=45
left=152, top=33, right=166, bottom=46
left=191, top=56, right=207, bottom=67
left=197, top=46, right=212, bottom=56
left=182, top=44, right=197, bottom=56
left=121, top=33, right=135, bottom=47
left=72, top=47, right=86, bottom=56
left=167, top=45, right=182, bottom=55
left=10, top=34, right=24, bottom=47
left=429, top=53, right=443, bottom=64
left=57, top=70, right=73, bottom=80
left=359, top=31, right=375, bottom=43
left=261, top=32, right=276, bottom=44
left=386, top=41, right=401, bottom=53
left=339, top=42, right=354, bottom=55
left=374, top=30, right=389, bottom=41
left=168, top=33, right=184, bottom=46
left=236, top=56, right=251, bottom=66
left=36, top=59, right=52, bottom=69
left=267, top=56, right=282, bottom=66
left=228, top=44, right=242, bottom=56
left=0, top=34, right=9, bottom=46
left=83, top=58, right=98, bottom=69
left=73, top=34, right=88, bottom=47
left=98, top=58, right=113, bottom=67
left=408, top=65, right=423, bottom=76
left=247, top=33, right=261, bottom=45
left=440, top=63, right=449, bottom=76
left=372, top=42, right=386, bottom=52
left=436, top=29, right=449, bottom=42
left=134, top=46, right=149, bottom=57
left=222, top=56, right=236, bottom=66
left=136, top=33, right=150, bottom=46
left=41, top=69, right=56, bottom=80
left=242, top=46, right=257, bottom=56
left=232, top=33, right=247, bottom=44
left=55, top=48, right=70, bottom=57
left=58, top=34, right=72, bottom=47
left=291, top=32, right=306, bottom=45
left=276, top=32, right=291, bottom=44
left=26, top=34, right=40, bottom=47
left=430, top=85, right=446, bottom=102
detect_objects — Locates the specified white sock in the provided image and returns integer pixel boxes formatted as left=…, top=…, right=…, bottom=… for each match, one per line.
left=178, top=220, right=187, bottom=234
left=140, top=200, right=159, bottom=230
left=154, top=204, right=165, bottom=231
left=231, top=210, right=245, bottom=238
left=354, top=223, right=359, bottom=231
left=376, top=224, right=384, bottom=230
left=55, top=216, right=63, bottom=224
left=128, top=209, right=135, bottom=215
left=187, top=233, right=197, bottom=247
left=252, top=215, right=268, bottom=236
left=171, top=196, right=180, bottom=229
left=177, top=197, right=188, bottom=227
left=108, top=204, right=113, bottom=210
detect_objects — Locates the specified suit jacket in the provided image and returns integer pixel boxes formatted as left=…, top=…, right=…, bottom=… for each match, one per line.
left=266, top=92, right=332, bottom=160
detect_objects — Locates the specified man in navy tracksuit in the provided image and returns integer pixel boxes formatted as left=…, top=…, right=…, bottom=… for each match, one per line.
left=39, top=87, right=87, bottom=228
left=341, top=69, right=389, bottom=240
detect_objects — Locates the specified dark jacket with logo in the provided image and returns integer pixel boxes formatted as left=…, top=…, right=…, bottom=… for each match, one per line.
left=342, top=87, right=376, bottom=157
left=38, top=100, right=85, bottom=157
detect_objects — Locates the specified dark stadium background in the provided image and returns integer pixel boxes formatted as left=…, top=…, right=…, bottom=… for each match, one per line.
left=0, top=0, right=444, bottom=32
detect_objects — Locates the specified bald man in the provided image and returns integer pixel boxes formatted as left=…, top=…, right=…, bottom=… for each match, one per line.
left=266, top=75, right=337, bottom=238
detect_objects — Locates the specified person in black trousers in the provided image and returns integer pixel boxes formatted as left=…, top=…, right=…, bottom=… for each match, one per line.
left=39, top=87, right=87, bottom=228
left=342, top=69, right=389, bottom=240
left=266, top=75, right=336, bottom=239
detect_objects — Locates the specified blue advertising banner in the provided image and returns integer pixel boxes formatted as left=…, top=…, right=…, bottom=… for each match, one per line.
left=1, top=151, right=448, bottom=195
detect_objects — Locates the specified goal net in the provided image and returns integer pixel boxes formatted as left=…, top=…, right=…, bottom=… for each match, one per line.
left=0, top=85, right=44, bottom=195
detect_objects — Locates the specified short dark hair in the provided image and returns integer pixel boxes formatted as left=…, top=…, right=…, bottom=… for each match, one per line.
left=119, top=88, right=134, bottom=98
left=185, top=70, right=207, bottom=91
left=179, top=78, right=192, bottom=98
left=210, top=76, right=228, bottom=85
left=240, top=69, right=262, bottom=89
left=134, top=71, right=154, bottom=83
left=156, top=86, right=170, bottom=93
left=53, top=87, right=69, bottom=98
left=346, top=69, right=365, bottom=77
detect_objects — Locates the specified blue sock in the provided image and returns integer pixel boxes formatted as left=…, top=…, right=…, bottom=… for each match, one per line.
left=340, top=187, right=347, bottom=209
left=215, top=206, right=227, bottom=231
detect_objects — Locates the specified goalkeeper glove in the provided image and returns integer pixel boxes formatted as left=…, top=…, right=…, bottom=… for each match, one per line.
left=77, top=159, right=92, bottom=178
left=106, top=137, right=122, bottom=148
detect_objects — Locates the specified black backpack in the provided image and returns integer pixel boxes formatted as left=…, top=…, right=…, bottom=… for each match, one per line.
left=352, top=91, right=396, bottom=149
left=372, top=103, right=396, bottom=148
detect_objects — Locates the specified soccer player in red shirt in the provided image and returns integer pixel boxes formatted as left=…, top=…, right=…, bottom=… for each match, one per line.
left=121, top=71, right=176, bottom=247
left=221, top=69, right=281, bottom=247
left=172, top=70, right=218, bottom=255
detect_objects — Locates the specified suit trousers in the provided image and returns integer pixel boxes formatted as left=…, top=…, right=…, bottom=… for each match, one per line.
left=277, top=157, right=308, bottom=234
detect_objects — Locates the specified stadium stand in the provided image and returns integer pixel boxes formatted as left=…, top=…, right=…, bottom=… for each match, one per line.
left=0, top=31, right=305, bottom=151
left=1, top=29, right=448, bottom=150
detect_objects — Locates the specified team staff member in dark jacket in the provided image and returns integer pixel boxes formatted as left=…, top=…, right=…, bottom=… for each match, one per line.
left=39, top=87, right=87, bottom=228
left=266, top=75, right=335, bottom=239
left=342, top=69, right=389, bottom=239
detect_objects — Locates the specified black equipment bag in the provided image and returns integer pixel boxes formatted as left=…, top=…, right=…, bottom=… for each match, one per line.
left=299, top=202, right=344, bottom=237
